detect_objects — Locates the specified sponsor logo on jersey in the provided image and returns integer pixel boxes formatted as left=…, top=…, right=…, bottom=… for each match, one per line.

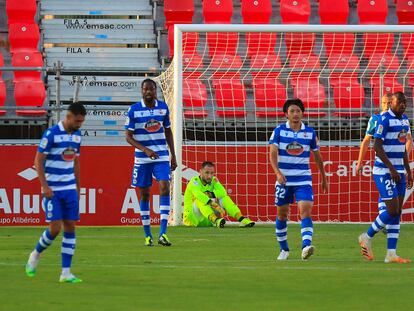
left=62, top=147, right=77, bottom=161
left=144, top=119, right=161, bottom=133
left=398, top=130, right=407, bottom=143
left=377, top=124, right=384, bottom=135
left=286, top=141, right=304, bottom=156
left=40, top=138, right=48, bottom=149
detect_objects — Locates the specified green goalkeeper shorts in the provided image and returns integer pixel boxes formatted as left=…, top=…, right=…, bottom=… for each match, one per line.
left=183, top=206, right=213, bottom=227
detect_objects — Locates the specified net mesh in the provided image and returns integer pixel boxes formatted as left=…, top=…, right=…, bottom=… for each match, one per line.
left=156, top=27, right=414, bottom=224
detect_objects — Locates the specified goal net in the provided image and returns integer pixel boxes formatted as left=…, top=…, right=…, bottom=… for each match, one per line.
left=156, top=24, right=414, bottom=225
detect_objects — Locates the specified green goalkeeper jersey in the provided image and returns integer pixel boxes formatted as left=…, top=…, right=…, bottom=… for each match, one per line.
left=184, top=175, right=228, bottom=207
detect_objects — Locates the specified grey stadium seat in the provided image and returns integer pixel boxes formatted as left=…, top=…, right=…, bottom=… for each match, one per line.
left=45, top=47, right=160, bottom=71
left=40, top=0, right=153, bottom=17
left=48, top=75, right=164, bottom=103
left=42, top=19, right=156, bottom=45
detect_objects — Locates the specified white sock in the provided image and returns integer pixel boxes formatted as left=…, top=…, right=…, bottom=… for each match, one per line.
left=387, top=249, right=396, bottom=257
left=61, top=268, right=71, bottom=276
left=31, top=250, right=40, bottom=259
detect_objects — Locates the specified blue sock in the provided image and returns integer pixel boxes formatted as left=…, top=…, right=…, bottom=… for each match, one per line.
left=140, top=200, right=152, bottom=238
left=275, top=218, right=289, bottom=251
left=387, top=215, right=400, bottom=251
left=159, top=195, right=170, bottom=236
left=61, top=232, right=76, bottom=268
left=35, top=229, right=56, bottom=253
left=367, top=209, right=393, bottom=238
left=301, top=217, right=313, bottom=249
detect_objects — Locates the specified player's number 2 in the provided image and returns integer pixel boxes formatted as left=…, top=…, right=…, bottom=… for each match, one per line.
left=276, top=187, right=286, bottom=199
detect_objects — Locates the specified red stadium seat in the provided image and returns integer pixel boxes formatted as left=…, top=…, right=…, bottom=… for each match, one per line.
left=206, top=32, right=239, bottom=57
left=362, top=33, right=394, bottom=58
left=12, top=50, right=43, bottom=81
left=168, top=27, right=199, bottom=57
left=182, top=52, right=203, bottom=74
left=183, top=78, right=208, bottom=118
left=245, top=33, right=277, bottom=58
left=8, top=23, right=40, bottom=53
left=280, top=0, right=311, bottom=24
left=241, top=0, right=272, bottom=24
left=327, top=54, right=360, bottom=86
left=203, top=0, right=233, bottom=23
left=252, top=78, right=287, bottom=118
left=0, top=80, right=6, bottom=116
left=396, top=0, right=414, bottom=24
left=209, top=54, right=243, bottom=79
left=371, top=78, right=404, bottom=107
left=212, top=78, right=247, bottom=118
left=164, top=0, right=194, bottom=28
left=401, top=33, right=414, bottom=58
left=289, top=54, right=321, bottom=79
left=366, top=53, right=400, bottom=81
left=292, top=79, right=326, bottom=117
left=357, top=0, right=388, bottom=24
left=284, top=33, right=315, bottom=58
left=406, top=56, right=414, bottom=81
left=14, top=80, right=46, bottom=116
left=333, top=81, right=366, bottom=117
left=319, top=0, right=349, bottom=24
left=6, top=0, right=37, bottom=24
left=250, top=54, right=282, bottom=79
left=323, top=33, right=355, bottom=57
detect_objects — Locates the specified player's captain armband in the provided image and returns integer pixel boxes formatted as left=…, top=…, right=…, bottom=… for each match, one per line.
left=40, top=138, right=48, bottom=149
left=377, top=124, right=384, bottom=135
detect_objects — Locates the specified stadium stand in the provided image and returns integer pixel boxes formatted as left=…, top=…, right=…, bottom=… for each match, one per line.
left=396, top=0, right=414, bottom=24
left=164, top=0, right=195, bottom=57
left=11, top=50, right=43, bottom=81
left=14, top=80, right=46, bottom=116
left=183, top=77, right=208, bottom=118
left=6, top=0, right=37, bottom=24
left=8, top=23, right=40, bottom=53
left=0, top=0, right=411, bottom=141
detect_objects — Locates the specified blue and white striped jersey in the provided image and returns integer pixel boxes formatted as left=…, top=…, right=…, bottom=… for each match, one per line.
left=269, top=122, right=319, bottom=186
left=38, top=121, right=81, bottom=191
left=373, top=109, right=411, bottom=175
left=125, top=99, right=171, bottom=164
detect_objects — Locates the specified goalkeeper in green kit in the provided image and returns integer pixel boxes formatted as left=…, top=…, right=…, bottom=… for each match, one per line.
left=183, top=161, right=255, bottom=228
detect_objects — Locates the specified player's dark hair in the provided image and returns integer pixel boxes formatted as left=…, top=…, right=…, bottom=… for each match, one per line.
left=283, top=98, right=305, bottom=113
left=201, top=161, right=215, bottom=168
left=67, top=102, right=86, bottom=116
left=393, top=91, right=406, bottom=103
left=141, top=78, right=157, bottom=90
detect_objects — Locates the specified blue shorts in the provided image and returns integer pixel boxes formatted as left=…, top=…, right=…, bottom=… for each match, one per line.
left=42, top=189, right=79, bottom=222
left=373, top=173, right=406, bottom=201
left=275, top=184, right=314, bottom=206
left=131, top=161, right=171, bottom=188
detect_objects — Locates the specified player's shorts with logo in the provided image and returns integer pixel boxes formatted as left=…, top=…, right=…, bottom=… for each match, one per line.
left=42, top=189, right=79, bottom=222
left=275, top=184, right=314, bottom=206
left=131, top=161, right=171, bottom=188
left=373, top=173, right=406, bottom=200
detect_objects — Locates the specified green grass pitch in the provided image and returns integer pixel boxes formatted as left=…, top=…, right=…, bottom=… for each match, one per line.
left=1, top=224, right=413, bottom=311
